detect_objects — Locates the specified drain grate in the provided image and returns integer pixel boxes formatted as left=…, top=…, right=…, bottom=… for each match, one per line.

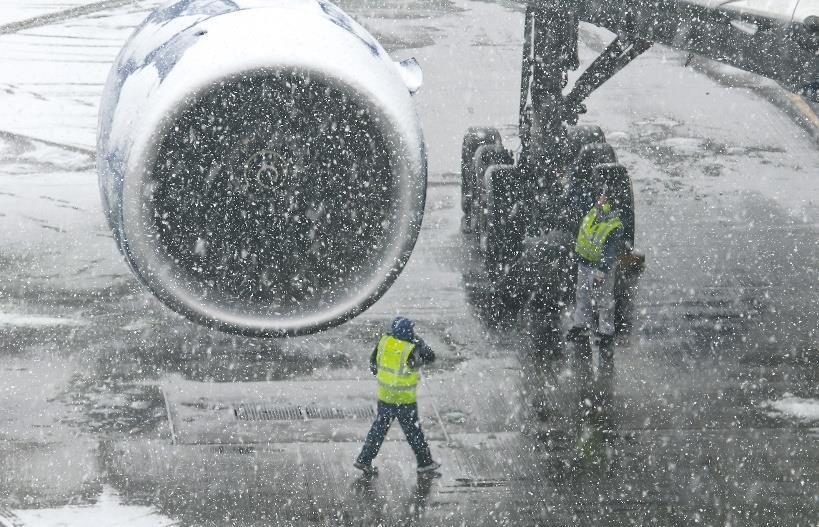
left=233, top=403, right=376, bottom=421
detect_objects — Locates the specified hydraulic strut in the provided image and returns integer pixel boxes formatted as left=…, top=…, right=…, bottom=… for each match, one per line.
left=564, top=36, right=652, bottom=124
left=519, top=6, right=651, bottom=187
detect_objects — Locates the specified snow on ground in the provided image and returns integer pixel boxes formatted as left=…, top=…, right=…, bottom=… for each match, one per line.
left=0, top=312, right=87, bottom=327
left=0, top=486, right=177, bottom=527
left=574, top=25, right=819, bottom=224
left=0, top=1, right=105, bottom=26
left=762, top=394, right=819, bottom=424
left=0, top=1, right=158, bottom=149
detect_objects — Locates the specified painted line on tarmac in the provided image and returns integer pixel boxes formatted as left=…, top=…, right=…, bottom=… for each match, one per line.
left=161, top=387, right=178, bottom=446
left=0, top=130, right=95, bottom=157
left=690, top=55, right=819, bottom=144
left=0, top=0, right=141, bottom=35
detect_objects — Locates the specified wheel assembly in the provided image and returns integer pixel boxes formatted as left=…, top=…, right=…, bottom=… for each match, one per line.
left=459, top=2, right=647, bottom=343
left=460, top=127, right=501, bottom=232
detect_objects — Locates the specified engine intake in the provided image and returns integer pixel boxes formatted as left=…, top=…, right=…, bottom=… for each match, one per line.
left=97, top=1, right=426, bottom=336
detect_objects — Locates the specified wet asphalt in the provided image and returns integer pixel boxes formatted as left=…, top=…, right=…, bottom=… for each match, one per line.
left=0, top=0, right=818, bottom=526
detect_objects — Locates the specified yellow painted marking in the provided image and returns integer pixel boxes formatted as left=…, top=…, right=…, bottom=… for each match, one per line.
left=785, top=92, right=819, bottom=129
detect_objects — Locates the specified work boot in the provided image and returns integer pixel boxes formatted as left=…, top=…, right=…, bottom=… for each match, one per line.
left=417, top=461, right=441, bottom=474
left=353, top=461, right=378, bottom=476
left=598, top=334, right=615, bottom=378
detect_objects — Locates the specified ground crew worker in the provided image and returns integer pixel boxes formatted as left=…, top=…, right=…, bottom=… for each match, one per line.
left=566, top=191, right=624, bottom=374
left=354, top=317, right=441, bottom=476
left=560, top=143, right=617, bottom=233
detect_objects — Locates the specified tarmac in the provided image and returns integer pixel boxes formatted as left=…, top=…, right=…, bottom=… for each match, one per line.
left=0, top=0, right=818, bottom=526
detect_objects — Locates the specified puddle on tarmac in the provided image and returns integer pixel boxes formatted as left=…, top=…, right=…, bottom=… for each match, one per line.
left=760, top=394, right=819, bottom=425
left=59, top=381, right=166, bottom=435
left=452, top=478, right=508, bottom=488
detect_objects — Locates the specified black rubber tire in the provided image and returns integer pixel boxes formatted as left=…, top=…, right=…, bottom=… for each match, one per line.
left=471, top=144, right=513, bottom=240
left=594, top=162, right=635, bottom=247
left=594, top=163, right=638, bottom=335
left=560, top=142, right=617, bottom=233
left=466, top=279, right=516, bottom=330
left=461, top=127, right=501, bottom=223
left=479, top=164, right=524, bottom=283
left=468, top=164, right=526, bottom=327
left=516, top=234, right=575, bottom=355
left=526, top=291, right=564, bottom=356
left=565, top=125, right=605, bottom=162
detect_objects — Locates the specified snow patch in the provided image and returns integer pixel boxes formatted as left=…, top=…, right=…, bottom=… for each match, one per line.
left=122, top=319, right=152, bottom=331
left=0, top=0, right=103, bottom=26
left=661, top=137, right=705, bottom=153
left=634, top=117, right=680, bottom=128
left=0, top=312, right=87, bottom=328
left=762, top=394, right=819, bottom=423
left=605, top=131, right=628, bottom=142
left=442, top=410, right=467, bottom=424
left=4, top=486, right=176, bottom=527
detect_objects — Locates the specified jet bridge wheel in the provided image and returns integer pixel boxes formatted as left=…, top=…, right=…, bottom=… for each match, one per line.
left=460, top=127, right=501, bottom=232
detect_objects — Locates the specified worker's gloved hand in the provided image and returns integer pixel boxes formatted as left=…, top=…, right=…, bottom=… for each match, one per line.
left=592, top=270, right=606, bottom=287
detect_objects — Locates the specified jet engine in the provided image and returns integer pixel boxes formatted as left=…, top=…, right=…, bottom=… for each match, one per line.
left=97, top=0, right=427, bottom=337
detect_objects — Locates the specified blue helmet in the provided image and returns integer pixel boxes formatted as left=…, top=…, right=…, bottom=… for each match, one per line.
left=391, top=316, right=415, bottom=341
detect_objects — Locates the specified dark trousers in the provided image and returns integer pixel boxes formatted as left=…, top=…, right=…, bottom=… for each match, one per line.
left=357, top=401, right=432, bottom=467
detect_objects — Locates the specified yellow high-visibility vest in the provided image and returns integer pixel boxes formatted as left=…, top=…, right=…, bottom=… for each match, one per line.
left=575, top=207, right=622, bottom=263
left=375, top=335, right=418, bottom=404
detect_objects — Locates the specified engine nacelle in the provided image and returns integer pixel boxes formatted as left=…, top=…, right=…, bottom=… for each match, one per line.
left=98, top=0, right=427, bottom=337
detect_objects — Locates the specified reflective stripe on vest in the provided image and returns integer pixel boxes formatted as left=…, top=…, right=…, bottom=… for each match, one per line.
left=375, top=335, right=418, bottom=404
left=575, top=207, right=622, bottom=263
